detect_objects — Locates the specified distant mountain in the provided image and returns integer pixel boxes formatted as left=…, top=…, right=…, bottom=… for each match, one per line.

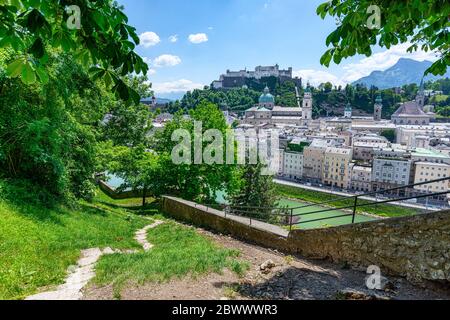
left=352, top=58, right=450, bottom=89
left=155, top=98, right=173, bottom=104
left=141, top=97, right=173, bottom=104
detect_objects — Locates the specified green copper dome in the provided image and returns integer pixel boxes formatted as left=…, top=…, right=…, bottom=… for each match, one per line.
left=345, top=103, right=352, bottom=111
left=375, top=95, right=382, bottom=103
left=259, top=86, right=275, bottom=104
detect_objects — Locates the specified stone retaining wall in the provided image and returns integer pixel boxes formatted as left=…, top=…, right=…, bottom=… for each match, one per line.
left=289, top=211, right=450, bottom=283
left=162, top=196, right=450, bottom=283
left=161, top=196, right=290, bottom=252
left=98, top=180, right=152, bottom=200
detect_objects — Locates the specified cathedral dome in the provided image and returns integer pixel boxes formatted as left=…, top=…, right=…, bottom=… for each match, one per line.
left=259, top=86, right=275, bottom=104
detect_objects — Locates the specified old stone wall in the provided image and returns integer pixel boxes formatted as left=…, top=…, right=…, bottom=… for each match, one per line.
left=98, top=180, right=152, bottom=200
left=161, top=196, right=290, bottom=252
left=289, top=211, right=450, bottom=283
left=162, top=196, right=450, bottom=283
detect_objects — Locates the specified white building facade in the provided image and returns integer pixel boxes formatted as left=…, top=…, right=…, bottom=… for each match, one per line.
left=283, top=151, right=304, bottom=181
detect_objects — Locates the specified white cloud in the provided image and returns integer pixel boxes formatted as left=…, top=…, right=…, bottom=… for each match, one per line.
left=208, top=26, right=214, bottom=30
left=341, top=43, right=439, bottom=83
left=141, top=58, right=157, bottom=75
left=293, top=43, right=440, bottom=87
left=293, top=69, right=345, bottom=87
left=152, top=54, right=182, bottom=68
left=188, top=33, right=208, bottom=44
left=139, top=31, right=161, bottom=48
left=168, top=35, right=178, bottom=43
left=151, top=79, right=204, bottom=94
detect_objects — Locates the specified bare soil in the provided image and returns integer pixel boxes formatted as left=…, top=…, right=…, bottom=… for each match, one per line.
left=83, top=225, right=450, bottom=301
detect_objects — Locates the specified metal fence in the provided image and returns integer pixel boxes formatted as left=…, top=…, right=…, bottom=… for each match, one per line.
left=205, top=176, right=450, bottom=231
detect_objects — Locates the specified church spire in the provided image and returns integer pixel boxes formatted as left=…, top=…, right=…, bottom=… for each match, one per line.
left=416, top=77, right=425, bottom=108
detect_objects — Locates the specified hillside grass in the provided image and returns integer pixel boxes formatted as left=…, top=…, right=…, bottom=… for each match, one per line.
left=0, top=186, right=249, bottom=300
left=94, top=189, right=154, bottom=208
left=94, top=220, right=249, bottom=298
left=0, top=197, right=149, bottom=300
left=276, top=184, right=424, bottom=218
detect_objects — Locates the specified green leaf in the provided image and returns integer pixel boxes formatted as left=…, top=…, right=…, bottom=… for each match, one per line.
left=6, top=58, right=25, bottom=78
left=21, top=62, right=36, bottom=85
left=29, top=37, right=45, bottom=58
left=36, top=67, right=49, bottom=84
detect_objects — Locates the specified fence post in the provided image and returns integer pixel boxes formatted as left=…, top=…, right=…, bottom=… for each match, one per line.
left=352, top=196, right=358, bottom=224
left=289, top=208, right=294, bottom=232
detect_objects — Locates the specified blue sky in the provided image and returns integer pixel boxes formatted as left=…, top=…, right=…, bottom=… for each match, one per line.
left=119, top=0, right=438, bottom=99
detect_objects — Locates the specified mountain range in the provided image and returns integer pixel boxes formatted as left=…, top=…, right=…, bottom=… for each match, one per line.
left=141, top=97, right=173, bottom=104
left=352, top=58, right=450, bottom=89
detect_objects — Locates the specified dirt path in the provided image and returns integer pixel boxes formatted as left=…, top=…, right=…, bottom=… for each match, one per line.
left=83, top=225, right=450, bottom=300
left=26, top=220, right=164, bottom=301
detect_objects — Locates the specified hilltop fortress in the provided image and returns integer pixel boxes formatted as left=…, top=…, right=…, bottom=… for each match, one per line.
left=212, top=64, right=302, bottom=90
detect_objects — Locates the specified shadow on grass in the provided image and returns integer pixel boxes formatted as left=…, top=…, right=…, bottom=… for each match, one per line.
left=12, top=202, right=65, bottom=225
left=96, top=199, right=161, bottom=216
left=78, top=203, right=111, bottom=217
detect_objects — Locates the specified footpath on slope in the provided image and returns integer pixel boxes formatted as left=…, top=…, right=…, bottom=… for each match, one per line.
left=26, top=220, right=164, bottom=300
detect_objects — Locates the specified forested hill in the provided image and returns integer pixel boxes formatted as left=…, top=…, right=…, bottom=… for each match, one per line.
left=165, top=78, right=450, bottom=118
left=165, top=77, right=299, bottom=113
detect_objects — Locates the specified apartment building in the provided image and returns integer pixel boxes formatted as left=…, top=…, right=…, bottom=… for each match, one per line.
left=302, top=139, right=338, bottom=184
left=411, top=148, right=450, bottom=165
left=352, top=134, right=390, bottom=162
left=277, top=149, right=285, bottom=176
left=322, top=147, right=353, bottom=189
left=353, top=141, right=391, bottom=162
left=413, top=162, right=450, bottom=196
left=371, top=157, right=413, bottom=196
left=350, top=164, right=372, bottom=192
left=283, top=151, right=304, bottom=180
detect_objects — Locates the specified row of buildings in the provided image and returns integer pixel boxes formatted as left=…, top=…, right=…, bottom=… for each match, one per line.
left=235, top=82, right=450, bottom=204
left=279, top=137, right=450, bottom=198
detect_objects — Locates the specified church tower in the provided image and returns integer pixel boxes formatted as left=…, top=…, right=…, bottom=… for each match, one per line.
left=416, top=78, right=425, bottom=108
left=374, top=94, right=383, bottom=121
left=302, top=85, right=313, bottom=123
left=344, top=103, right=352, bottom=119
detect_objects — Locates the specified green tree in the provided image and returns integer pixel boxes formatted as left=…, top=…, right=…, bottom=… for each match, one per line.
left=101, top=143, right=164, bottom=206
left=0, top=0, right=148, bottom=104
left=0, top=50, right=102, bottom=201
left=229, top=162, right=279, bottom=222
left=153, top=101, right=238, bottom=202
left=317, top=0, right=450, bottom=76
left=380, top=129, right=396, bottom=143
left=100, top=75, right=153, bottom=147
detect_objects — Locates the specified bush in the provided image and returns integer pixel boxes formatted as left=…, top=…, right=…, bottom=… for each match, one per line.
left=0, top=179, right=58, bottom=207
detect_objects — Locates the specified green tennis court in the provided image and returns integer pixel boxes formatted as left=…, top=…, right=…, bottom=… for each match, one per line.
left=279, top=199, right=377, bottom=230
